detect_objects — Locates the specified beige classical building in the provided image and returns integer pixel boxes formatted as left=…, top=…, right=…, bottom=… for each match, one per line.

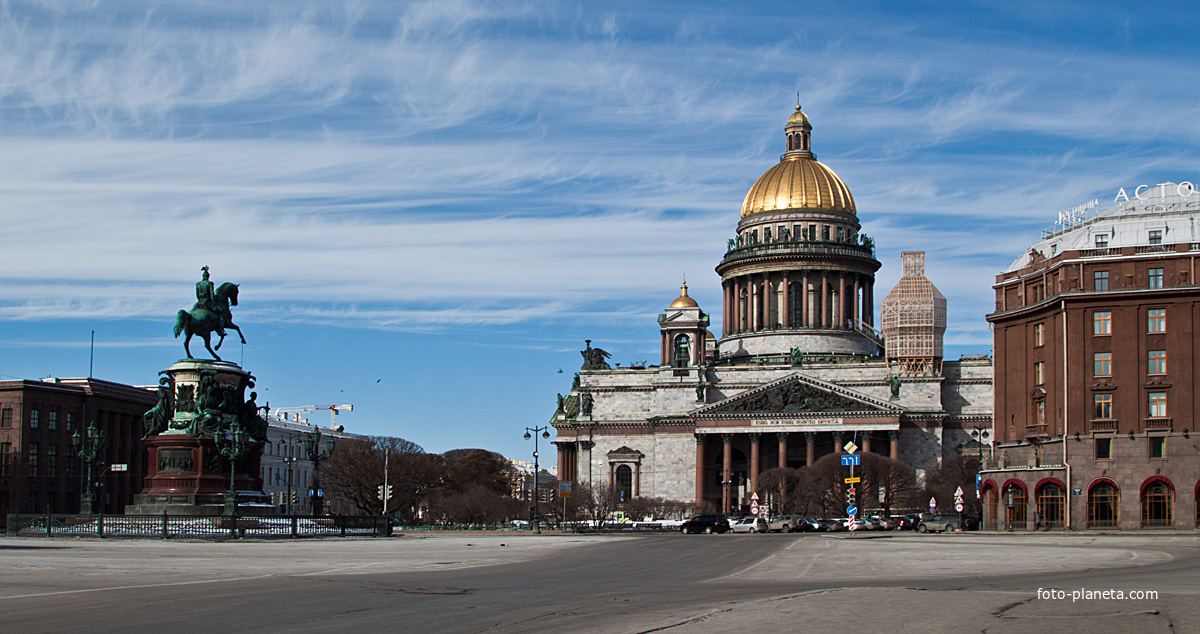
left=552, top=107, right=993, bottom=513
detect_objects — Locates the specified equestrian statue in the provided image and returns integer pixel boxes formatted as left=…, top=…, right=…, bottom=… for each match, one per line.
left=174, top=265, right=246, bottom=361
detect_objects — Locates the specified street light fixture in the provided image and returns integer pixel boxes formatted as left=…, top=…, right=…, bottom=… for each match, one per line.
left=523, top=426, right=551, bottom=534
left=218, top=420, right=250, bottom=518
left=303, top=427, right=337, bottom=516
left=71, top=421, right=106, bottom=515
left=969, top=425, right=990, bottom=518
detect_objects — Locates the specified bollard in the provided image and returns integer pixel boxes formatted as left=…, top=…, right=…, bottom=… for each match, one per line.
left=162, top=512, right=169, bottom=540
left=291, top=515, right=298, bottom=538
left=97, top=514, right=105, bottom=539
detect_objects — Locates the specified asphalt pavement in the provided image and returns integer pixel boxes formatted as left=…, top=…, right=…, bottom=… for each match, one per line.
left=0, top=531, right=1195, bottom=633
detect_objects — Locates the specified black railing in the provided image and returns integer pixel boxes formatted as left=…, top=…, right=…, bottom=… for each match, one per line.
left=722, top=241, right=875, bottom=264
left=4, top=513, right=391, bottom=539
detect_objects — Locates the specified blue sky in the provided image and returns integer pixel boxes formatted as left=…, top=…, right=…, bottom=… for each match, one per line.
left=2, top=1, right=1199, bottom=460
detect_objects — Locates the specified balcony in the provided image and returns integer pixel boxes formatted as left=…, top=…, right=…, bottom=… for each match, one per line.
left=1143, top=418, right=1172, bottom=431
left=1078, top=247, right=1123, bottom=258
left=720, top=240, right=875, bottom=267
left=1090, top=419, right=1118, bottom=432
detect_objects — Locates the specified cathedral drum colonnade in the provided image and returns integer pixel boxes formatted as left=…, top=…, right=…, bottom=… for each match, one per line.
left=551, top=106, right=993, bottom=515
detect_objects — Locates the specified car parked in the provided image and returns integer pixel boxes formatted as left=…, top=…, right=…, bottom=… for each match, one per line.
left=680, top=515, right=731, bottom=534
left=818, top=518, right=845, bottom=532
left=796, top=517, right=823, bottom=532
left=731, top=517, right=769, bottom=533
left=872, top=516, right=897, bottom=530
left=768, top=515, right=812, bottom=532
left=895, top=513, right=924, bottom=530
left=918, top=513, right=961, bottom=533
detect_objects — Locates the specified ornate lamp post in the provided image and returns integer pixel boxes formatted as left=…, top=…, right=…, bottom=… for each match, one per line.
left=218, top=420, right=249, bottom=518
left=303, top=428, right=336, bottom=516
left=71, top=421, right=106, bottom=515
left=523, top=426, right=551, bottom=534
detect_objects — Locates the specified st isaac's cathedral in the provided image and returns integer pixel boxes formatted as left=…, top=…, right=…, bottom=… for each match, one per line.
left=551, top=106, right=993, bottom=514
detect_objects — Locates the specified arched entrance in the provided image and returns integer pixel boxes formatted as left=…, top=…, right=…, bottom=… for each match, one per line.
left=1035, top=480, right=1066, bottom=530
left=1002, top=481, right=1027, bottom=530
left=1087, top=480, right=1119, bottom=529
left=981, top=482, right=998, bottom=530
left=1141, top=478, right=1173, bottom=528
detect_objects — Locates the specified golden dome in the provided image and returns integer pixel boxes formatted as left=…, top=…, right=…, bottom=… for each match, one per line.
left=740, top=157, right=856, bottom=217
left=669, top=281, right=699, bottom=308
left=787, top=104, right=809, bottom=126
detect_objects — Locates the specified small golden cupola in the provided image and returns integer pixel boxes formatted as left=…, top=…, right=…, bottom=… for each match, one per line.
left=660, top=280, right=709, bottom=368
left=669, top=281, right=699, bottom=308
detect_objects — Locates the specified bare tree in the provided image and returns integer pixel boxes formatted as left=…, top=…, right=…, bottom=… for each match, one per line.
left=322, top=435, right=434, bottom=517
left=575, top=481, right=621, bottom=528
left=923, top=453, right=978, bottom=514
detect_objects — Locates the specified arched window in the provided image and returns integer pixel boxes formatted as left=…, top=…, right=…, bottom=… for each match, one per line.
left=1036, top=482, right=1066, bottom=529
left=1088, top=481, right=1119, bottom=528
left=1142, top=480, right=1173, bottom=528
left=1003, top=483, right=1027, bottom=530
left=673, top=334, right=691, bottom=368
left=615, top=465, right=633, bottom=503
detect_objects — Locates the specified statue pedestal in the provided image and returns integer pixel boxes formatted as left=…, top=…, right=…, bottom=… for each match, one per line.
left=126, top=358, right=276, bottom=516
left=127, top=435, right=274, bottom=516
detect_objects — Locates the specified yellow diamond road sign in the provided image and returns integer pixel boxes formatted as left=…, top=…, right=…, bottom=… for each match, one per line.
left=843, top=441, right=858, bottom=454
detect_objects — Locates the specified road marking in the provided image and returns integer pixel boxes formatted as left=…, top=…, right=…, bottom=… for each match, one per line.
left=0, top=573, right=276, bottom=601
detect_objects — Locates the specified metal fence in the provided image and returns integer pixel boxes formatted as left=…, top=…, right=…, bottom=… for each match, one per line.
left=5, top=514, right=391, bottom=539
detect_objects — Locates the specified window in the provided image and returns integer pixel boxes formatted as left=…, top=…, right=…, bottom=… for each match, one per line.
left=1094, top=437, right=1112, bottom=460
left=1095, top=234, right=1108, bottom=248
left=1036, top=483, right=1066, bottom=529
left=1, top=408, right=10, bottom=428
left=1094, top=352, right=1112, bottom=376
left=1094, top=271, right=1109, bottom=291
left=822, top=225, right=830, bottom=241
left=615, top=464, right=633, bottom=502
left=1148, top=350, right=1166, bottom=375
left=1141, top=481, right=1173, bottom=528
left=1148, top=229, right=1162, bottom=245
left=1089, top=482, right=1119, bottom=528
left=1051, top=244, right=1057, bottom=255
left=66, top=413, right=76, bottom=431
left=1093, top=394, right=1112, bottom=419
left=1035, top=401, right=1046, bottom=426
left=1148, top=308, right=1165, bottom=332
left=47, top=444, right=57, bottom=471
left=28, top=443, right=38, bottom=476
left=48, top=411, right=58, bottom=431
left=1033, top=323, right=1044, bottom=347
left=1034, top=361, right=1044, bottom=385
left=1093, top=311, right=1111, bottom=335
left=1148, top=392, right=1168, bottom=418
left=0, top=442, right=10, bottom=476
left=30, top=409, right=39, bottom=429
left=1148, top=268, right=1163, bottom=289
left=1149, top=436, right=1166, bottom=459
left=1003, top=484, right=1028, bottom=530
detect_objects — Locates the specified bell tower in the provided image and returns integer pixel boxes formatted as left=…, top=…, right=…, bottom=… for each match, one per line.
left=659, top=281, right=710, bottom=367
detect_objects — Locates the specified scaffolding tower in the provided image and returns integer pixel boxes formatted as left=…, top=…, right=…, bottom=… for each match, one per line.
left=881, top=251, right=946, bottom=376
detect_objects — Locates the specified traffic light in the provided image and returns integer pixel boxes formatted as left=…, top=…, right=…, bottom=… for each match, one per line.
left=290, top=490, right=299, bottom=505
left=377, top=484, right=393, bottom=501
left=846, top=487, right=856, bottom=506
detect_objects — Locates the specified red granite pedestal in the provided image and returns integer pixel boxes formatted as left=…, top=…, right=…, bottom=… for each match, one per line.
left=127, top=434, right=274, bottom=516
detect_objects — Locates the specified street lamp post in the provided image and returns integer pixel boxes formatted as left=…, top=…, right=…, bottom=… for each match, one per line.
left=218, top=420, right=249, bottom=518
left=303, top=428, right=337, bottom=516
left=523, top=426, right=551, bottom=534
left=71, top=421, right=106, bottom=515
left=970, top=425, right=990, bottom=517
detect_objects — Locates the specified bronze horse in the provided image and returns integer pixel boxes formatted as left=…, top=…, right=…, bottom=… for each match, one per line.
left=174, top=282, right=245, bottom=360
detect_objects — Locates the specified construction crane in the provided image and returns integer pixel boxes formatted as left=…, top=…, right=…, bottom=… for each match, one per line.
left=271, top=404, right=354, bottom=429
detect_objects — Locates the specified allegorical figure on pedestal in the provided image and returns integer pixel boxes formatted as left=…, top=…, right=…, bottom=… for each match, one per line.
left=174, top=265, right=246, bottom=361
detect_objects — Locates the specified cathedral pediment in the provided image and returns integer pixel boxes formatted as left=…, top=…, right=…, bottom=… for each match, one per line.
left=695, top=373, right=902, bottom=417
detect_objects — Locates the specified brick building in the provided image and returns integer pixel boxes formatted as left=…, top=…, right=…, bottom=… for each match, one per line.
left=0, top=377, right=154, bottom=515
left=983, top=183, right=1200, bottom=530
